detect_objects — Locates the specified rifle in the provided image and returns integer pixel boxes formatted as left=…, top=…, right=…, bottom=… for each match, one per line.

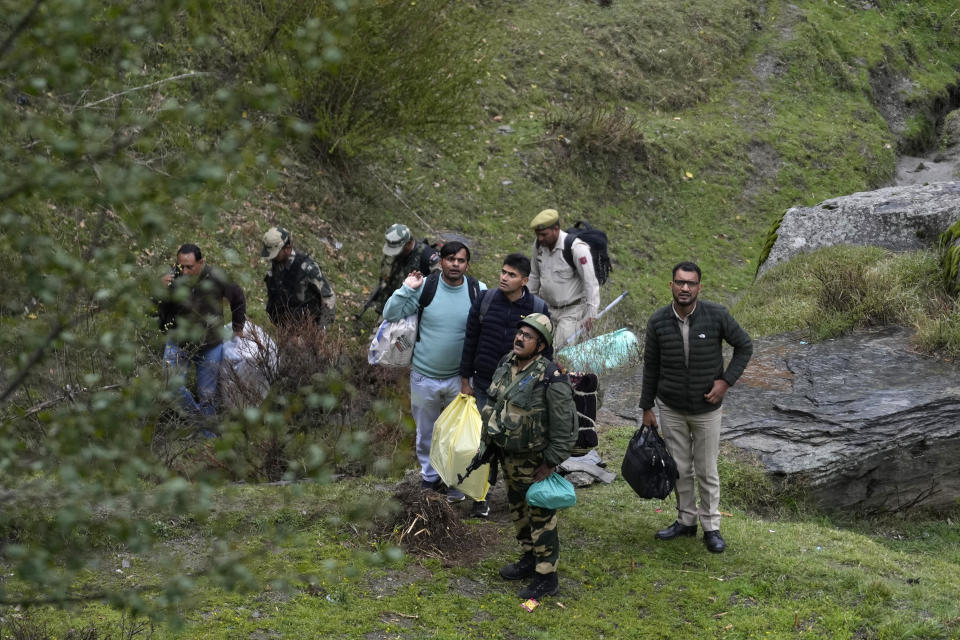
left=353, top=281, right=385, bottom=335
left=458, top=441, right=502, bottom=487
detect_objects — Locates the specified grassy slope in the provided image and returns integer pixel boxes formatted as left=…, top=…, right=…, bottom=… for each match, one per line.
left=21, top=426, right=960, bottom=638
left=137, top=0, right=960, bottom=338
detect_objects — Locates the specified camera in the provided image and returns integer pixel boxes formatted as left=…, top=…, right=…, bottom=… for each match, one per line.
left=168, top=263, right=183, bottom=285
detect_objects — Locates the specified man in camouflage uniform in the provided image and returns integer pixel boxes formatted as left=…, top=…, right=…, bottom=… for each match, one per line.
left=369, top=223, right=440, bottom=315
left=480, top=313, right=577, bottom=600
left=261, top=226, right=335, bottom=329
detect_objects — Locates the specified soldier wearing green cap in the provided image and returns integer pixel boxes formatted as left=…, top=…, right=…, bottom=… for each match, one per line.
left=359, top=224, right=440, bottom=320
left=261, top=226, right=335, bottom=329
left=480, top=313, right=577, bottom=601
left=527, top=209, right=600, bottom=347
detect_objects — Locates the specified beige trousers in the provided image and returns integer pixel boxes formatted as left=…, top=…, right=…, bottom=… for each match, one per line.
left=658, top=402, right=723, bottom=531
left=551, top=302, right=587, bottom=348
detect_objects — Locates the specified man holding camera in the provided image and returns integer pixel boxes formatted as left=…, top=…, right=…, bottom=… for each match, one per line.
left=158, top=243, right=246, bottom=417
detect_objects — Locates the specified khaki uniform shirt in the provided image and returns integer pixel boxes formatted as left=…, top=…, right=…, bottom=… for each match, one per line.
left=527, top=230, right=600, bottom=318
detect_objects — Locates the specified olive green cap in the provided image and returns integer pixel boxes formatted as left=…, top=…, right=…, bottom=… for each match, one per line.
left=529, top=208, right=560, bottom=231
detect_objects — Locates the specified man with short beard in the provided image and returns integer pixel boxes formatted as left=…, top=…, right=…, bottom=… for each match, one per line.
left=480, top=313, right=576, bottom=601
left=638, top=261, right=752, bottom=553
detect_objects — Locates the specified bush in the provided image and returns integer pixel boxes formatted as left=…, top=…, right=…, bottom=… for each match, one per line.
left=738, top=246, right=944, bottom=342
left=158, top=0, right=488, bottom=163
left=214, top=321, right=410, bottom=482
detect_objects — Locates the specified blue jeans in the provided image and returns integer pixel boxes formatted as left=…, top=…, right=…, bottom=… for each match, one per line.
left=163, top=342, right=223, bottom=416
left=474, top=386, right=489, bottom=411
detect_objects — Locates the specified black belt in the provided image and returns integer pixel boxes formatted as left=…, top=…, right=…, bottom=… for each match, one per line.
left=552, top=298, right=584, bottom=311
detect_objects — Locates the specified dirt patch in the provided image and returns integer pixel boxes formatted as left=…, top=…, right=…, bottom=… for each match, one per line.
left=367, top=565, right=433, bottom=598
left=451, top=575, right=487, bottom=598
left=374, top=473, right=505, bottom=567
left=743, top=140, right=784, bottom=201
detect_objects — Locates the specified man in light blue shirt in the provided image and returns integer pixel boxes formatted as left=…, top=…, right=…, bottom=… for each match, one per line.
left=383, top=241, right=486, bottom=502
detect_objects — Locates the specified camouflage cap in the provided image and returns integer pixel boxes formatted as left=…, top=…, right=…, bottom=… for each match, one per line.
left=382, top=223, right=413, bottom=256
left=518, top=312, right=554, bottom=347
left=261, top=226, right=291, bottom=260
left=530, top=208, right=560, bottom=230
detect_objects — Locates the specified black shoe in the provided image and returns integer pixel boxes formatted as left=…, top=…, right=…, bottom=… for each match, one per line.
left=655, top=521, right=697, bottom=540
left=499, top=552, right=535, bottom=580
left=703, top=530, right=726, bottom=553
left=469, top=500, right=490, bottom=518
left=517, top=572, right=559, bottom=600
left=420, top=478, right=443, bottom=492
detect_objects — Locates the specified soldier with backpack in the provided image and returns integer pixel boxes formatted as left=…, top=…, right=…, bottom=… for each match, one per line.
left=382, top=241, right=486, bottom=502
left=527, top=209, right=604, bottom=347
left=481, top=313, right=577, bottom=601
left=458, top=253, right=550, bottom=518
left=261, top=226, right=336, bottom=329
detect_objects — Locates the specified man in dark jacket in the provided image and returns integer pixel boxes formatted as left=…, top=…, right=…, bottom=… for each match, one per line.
left=458, top=253, right=549, bottom=518
left=481, top=313, right=576, bottom=601
left=638, top=261, right=752, bottom=553
left=159, top=243, right=246, bottom=417
left=460, top=253, right=550, bottom=410
left=261, top=226, right=335, bottom=329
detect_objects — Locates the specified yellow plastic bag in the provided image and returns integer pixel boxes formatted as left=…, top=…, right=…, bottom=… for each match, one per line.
left=429, top=394, right=490, bottom=501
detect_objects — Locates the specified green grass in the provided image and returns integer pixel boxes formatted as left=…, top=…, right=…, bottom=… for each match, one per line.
left=9, top=425, right=960, bottom=638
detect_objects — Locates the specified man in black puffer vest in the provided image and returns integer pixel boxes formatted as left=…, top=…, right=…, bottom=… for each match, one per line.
left=261, top=226, right=336, bottom=329
left=460, top=253, right=551, bottom=410
left=639, top=261, right=752, bottom=554
left=459, top=254, right=550, bottom=519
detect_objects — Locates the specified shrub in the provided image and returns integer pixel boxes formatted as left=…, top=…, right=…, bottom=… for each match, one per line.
left=739, top=246, right=943, bottom=342
left=210, top=320, right=409, bottom=482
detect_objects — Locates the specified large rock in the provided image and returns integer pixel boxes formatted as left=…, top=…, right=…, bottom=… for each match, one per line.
left=724, top=327, right=960, bottom=511
left=600, top=327, right=960, bottom=512
left=758, top=181, right=960, bottom=277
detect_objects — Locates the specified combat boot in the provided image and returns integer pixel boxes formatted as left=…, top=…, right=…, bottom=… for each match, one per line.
left=498, top=551, right=535, bottom=580
left=517, top=572, right=559, bottom=600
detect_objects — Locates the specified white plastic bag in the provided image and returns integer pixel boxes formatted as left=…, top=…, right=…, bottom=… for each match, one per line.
left=367, top=315, right=417, bottom=367
left=220, top=321, right=278, bottom=408
left=429, top=394, right=490, bottom=501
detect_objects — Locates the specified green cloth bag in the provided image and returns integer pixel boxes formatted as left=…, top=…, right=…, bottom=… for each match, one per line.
left=526, top=472, right=577, bottom=510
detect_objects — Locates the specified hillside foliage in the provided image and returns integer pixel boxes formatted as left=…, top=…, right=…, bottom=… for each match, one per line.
left=1, top=0, right=959, bottom=631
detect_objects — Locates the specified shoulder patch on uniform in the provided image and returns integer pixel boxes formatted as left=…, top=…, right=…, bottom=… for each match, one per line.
left=578, top=256, right=588, bottom=265
left=302, top=260, right=322, bottom=277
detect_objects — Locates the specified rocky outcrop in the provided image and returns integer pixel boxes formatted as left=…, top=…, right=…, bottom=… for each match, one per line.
left=757, top=181, right=960, bottom=277
left=724, top=327, right=960, bottom=512
left=600, top=327, right=960, bottom=512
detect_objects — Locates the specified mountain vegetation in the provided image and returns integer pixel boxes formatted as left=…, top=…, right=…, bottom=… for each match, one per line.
left=1, top=0, right=958, bottom=636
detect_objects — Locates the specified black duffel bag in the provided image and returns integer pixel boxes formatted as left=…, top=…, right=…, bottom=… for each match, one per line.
left=621, top=424, right=679, bottom=499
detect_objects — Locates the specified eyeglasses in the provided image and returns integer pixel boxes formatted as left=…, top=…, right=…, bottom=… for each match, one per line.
left=515, top=329, right=539, bottom=342
left=673, top=279, right=700, bottom=288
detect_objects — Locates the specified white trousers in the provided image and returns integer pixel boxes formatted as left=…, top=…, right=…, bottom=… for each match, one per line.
left=409, top=371, right=460, bottom=482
